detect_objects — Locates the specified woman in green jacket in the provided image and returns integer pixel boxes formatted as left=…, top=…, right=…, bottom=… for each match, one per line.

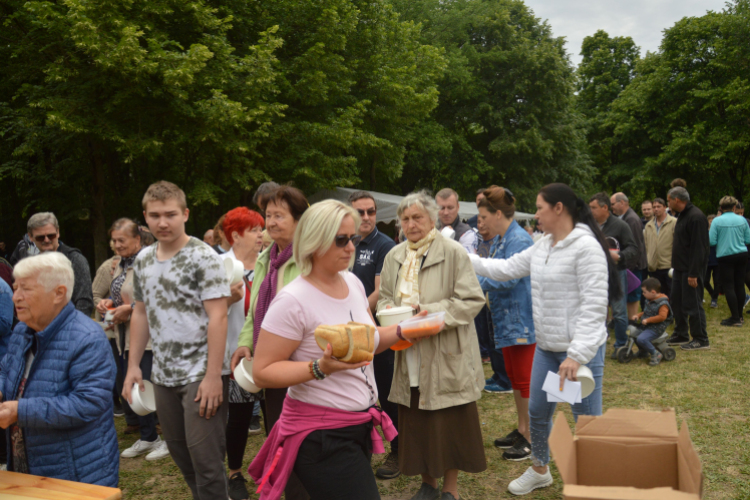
left=230, top=186, right=309, bottom=500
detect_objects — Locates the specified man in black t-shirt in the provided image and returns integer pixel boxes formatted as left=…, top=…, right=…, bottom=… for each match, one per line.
left=347, top=191, right=400, bottom=479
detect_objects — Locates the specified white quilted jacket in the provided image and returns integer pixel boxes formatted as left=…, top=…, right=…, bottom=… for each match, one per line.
left=469, top=223, right=609, bottom=365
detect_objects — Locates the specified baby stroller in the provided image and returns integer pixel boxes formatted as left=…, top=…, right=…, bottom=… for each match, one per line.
left=616, top=321, right=677, bottom=363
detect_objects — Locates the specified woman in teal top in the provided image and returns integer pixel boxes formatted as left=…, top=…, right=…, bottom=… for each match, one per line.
left=709, top=196, right=750, bottom=326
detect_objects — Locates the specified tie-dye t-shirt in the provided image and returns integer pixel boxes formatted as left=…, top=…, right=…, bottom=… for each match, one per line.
left=133, top=237, right=230, bottom=386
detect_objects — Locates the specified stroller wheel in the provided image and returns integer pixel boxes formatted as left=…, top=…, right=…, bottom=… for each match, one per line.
left=663, top=347, right=676, bottom=361
left=616, top=346, right=633, bottom=364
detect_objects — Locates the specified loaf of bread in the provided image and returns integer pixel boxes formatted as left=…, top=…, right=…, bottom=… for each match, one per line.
left=314, top=322, right=376, bottom=363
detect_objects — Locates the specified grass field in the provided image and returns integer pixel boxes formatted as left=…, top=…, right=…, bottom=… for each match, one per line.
left=118, top=294, right=750, bottom=500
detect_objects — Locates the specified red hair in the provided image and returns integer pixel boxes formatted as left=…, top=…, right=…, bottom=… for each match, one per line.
left=222, top=207, right=265, bottom=245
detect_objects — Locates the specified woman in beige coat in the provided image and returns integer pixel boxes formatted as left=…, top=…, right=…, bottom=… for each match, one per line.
left=377, top=191, right=486, bottom=500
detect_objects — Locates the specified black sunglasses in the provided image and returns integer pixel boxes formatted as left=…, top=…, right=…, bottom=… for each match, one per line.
left=334, top=234, right=363, bottom=248
left=33, top=233, right=58, bottom=243
left=356, top=208, right=377, bottom=217
left=504, top=188, right=515, bottom=202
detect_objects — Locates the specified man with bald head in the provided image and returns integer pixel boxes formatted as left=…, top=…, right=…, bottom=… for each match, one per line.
left=612, top=193, right=648, bottom=317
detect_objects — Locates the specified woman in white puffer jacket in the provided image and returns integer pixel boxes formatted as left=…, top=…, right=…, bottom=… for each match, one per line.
left=469, top=183, right=621, bottom=496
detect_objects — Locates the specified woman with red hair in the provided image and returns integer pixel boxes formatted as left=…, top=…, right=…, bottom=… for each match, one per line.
left=221, top=207, right=265, bottom=500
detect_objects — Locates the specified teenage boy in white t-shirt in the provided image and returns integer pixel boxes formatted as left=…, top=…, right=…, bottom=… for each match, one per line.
left=123, top=181, right=231, bottom=499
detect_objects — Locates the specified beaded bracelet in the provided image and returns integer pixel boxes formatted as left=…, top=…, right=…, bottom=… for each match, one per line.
left=312, top=359, right=327, bottom=380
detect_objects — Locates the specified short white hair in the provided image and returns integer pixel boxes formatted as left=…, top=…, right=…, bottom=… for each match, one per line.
left=398, top=190, right=439, bottom=223
left=294, top=200, right=361, bottom=276
left=14, top=253, right=74, bottom=302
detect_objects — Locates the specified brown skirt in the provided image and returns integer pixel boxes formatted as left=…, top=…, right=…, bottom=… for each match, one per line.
left=398, top=387, right=487, bottom=477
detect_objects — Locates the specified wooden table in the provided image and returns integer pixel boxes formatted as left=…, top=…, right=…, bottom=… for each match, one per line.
left=0, top=470, right=121, bottom=500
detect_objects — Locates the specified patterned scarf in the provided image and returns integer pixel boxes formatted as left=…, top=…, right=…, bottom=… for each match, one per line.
left=398, top=228, right=437, bottom=306
left=253, top=242, right=294, bottom=350
left=110, top=252, right=139, bottom=307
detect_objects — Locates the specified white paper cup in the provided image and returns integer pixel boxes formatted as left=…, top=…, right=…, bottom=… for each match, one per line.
left=223, top=259, right=244, bottom=286
left=577, top=365, right=595, bottom=399
left=131, top=380, right=156, bottom=416
left=233, top=358, right=261, bottom=393
left=441, top=227, right=456, bottom=240
left=104, top=310, right=115, bottom=323
left=376, top=306, right=415, bottom=327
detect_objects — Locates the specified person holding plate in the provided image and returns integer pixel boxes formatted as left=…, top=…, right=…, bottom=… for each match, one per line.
left=377, top=190, right=486, bottom=500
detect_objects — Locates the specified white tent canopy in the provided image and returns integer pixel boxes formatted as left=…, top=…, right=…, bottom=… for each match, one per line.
left=308, top=187, right=534, bottom=224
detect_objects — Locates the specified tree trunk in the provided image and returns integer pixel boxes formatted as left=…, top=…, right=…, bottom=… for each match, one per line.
left=89, top=141, right=109, bottom=268
left=369, top=156, right=377, bottom=191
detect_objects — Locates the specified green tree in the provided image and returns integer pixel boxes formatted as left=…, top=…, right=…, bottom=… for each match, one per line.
left=391, top=0, right=593, bottom=207
left=608, top=0, right=750, bottom=210
left=575, top=30, right=640, bottom=191
left=0, top=0, right=283, bottom=264
left=0, top=0, right=444, bottom=264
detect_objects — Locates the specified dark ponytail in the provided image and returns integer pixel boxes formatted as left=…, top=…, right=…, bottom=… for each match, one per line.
left=538, top=183, right=622, bottom=302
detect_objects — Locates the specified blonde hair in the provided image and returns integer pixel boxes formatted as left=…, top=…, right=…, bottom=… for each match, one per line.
left=142, top=180, right=187, bottom=210
left=14, top=253, right=74, bottom=302
left=719, top=196, right=738, bottom=211
left=293, top=200, right=361, bottom=276
left=398, top=190, right=439, bottom=223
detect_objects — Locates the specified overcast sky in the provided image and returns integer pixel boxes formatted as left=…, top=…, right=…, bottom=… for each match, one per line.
left=522, top=0, right=729, bottom=67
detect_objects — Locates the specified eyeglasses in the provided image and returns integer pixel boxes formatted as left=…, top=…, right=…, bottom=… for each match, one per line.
left=356, top=208, right=376, bottom=217
left=33, top=233, right=58, bottom=243
left=504, top=188, right=515, bottom=203
left=334, top=234, right=363, bottom=248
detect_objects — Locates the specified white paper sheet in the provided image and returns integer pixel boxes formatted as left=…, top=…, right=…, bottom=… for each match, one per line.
left=542, top=371, right=582, bottom=404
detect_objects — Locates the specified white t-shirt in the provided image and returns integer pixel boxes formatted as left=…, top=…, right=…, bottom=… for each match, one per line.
left=260, top=272, right=380, bottom=412
left=220, top=249, right=254, bottom=367
left=133, top=237, right=231, bottom=386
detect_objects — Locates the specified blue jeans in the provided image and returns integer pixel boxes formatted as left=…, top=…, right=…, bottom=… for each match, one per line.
left=475, top=304, right=492, bottom=358
left=611, top=270, right=628, bottom=349
left=487, top=310, right=512, bottom=391
left=528, top=344, right=605, bottom=467
left=636, top=329, right=659, bottom=355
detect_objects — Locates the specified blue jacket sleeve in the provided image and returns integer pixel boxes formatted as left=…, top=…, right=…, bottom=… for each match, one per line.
left=17, top=332, right=115, bottom=430
left=477, top=234, right=533, bottom=292
left=0, top=281, right=13, bottom=358
left=744, top=221, right=750, bottom=245
left=708, top=221, right=718, bottom=246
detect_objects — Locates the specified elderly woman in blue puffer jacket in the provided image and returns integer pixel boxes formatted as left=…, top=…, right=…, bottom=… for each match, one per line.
left=0, top=253, right=119, bottom=487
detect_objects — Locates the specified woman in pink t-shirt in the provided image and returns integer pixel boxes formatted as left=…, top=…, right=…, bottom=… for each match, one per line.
left=251, top=200, right=434, bottom=500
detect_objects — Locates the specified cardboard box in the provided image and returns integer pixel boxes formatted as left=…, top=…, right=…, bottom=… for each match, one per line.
left=549, top=409, right=703, bottom=500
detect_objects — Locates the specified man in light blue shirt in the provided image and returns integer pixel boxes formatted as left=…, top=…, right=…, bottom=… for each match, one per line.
left=709, top=196, right=750, bottom=326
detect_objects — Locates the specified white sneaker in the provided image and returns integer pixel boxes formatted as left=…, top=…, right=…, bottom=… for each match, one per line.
left=121, top=437, right=162, bottom=458
left=145, top=439, right=171, bottom=461
left=508, top=467, right=553, bottom=495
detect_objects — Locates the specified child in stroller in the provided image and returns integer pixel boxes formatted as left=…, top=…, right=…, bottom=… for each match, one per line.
left=617, top=277, right=676, bottom=366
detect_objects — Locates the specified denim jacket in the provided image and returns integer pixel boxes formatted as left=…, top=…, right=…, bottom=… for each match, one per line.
left=478, top=220, right=535, bottom=349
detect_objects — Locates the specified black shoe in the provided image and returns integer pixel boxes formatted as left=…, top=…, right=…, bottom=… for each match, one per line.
left=228, top=472, right=249, bottom=500
left=248, top=415, right=262, bottom=435
left=667, top=335, right=689, bottom=346
left=494, top=429, right=523, bottom=448
left=410, top=482, right=440, bottom=500
left=440, top=493, right=460, bottom=500
left=502, top=436, right=532, bottom=461
left=113, top=404, right=125, bottom=418
left=376, top=452, right=401, bottom=479
left=721, top=318, right=743, bottom=327
left=681, top=339, right=710, bottom=351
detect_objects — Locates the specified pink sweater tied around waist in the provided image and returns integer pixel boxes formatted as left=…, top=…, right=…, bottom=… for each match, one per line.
left=248, top=396, right=398, bottom=500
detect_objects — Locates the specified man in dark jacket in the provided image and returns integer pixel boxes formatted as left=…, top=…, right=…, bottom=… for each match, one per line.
left=0, top=253, right=118, bottom=486
left=612, top=193, right=648, bottom=317
left=589, top=193, right=637, bottom=356
left=23, top=212, right=93, bottom=316
left=667, top=187, right=710, bottom=350
left=436, top=188, right=477, bottom=253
